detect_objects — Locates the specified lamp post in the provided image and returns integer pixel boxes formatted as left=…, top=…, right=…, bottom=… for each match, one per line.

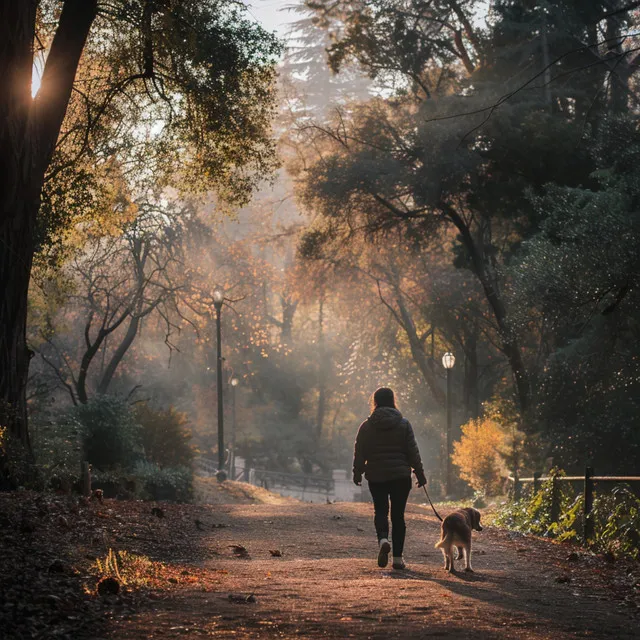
left=442, top=351, right=455, bottom=496
left=213, top=289, right=226, bottom=482
left=230, top=377, right=238, bottom=480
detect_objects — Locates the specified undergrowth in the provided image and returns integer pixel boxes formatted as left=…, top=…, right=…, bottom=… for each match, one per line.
left=93, top=549, right=164, bottom=588
left=495, top=475, right=640, bottom=560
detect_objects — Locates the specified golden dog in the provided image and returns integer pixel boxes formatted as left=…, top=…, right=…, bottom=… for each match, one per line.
left=435, top=507, right=482, bottom=572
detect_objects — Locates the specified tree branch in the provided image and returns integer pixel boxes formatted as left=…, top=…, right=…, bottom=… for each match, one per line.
left=34, top=0, right=98, bottom=175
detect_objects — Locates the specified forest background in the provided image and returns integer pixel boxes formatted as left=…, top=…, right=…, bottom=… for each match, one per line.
left=2, top=0, right=639, bottom=500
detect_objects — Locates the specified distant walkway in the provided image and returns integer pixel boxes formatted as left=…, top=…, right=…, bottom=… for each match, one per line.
left=106, top=502, right=638, bottom=639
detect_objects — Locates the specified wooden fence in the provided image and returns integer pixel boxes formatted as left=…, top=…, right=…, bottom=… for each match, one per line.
left=509, top=468, right=640, bottom=544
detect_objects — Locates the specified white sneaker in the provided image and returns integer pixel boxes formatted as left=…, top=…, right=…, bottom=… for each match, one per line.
left=377, top=538, right=391, bottom=568
left=392, top=556, right=406, bottom=570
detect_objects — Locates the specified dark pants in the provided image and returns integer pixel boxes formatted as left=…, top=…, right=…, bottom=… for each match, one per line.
left=368, top=476, right=412, bottom=556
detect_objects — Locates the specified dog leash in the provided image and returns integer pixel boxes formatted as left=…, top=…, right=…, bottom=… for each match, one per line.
left=422, top=485, right=443, bottom=522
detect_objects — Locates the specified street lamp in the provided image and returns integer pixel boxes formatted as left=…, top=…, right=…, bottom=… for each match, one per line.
left=213, top=289, right=226, bottom=482
left=442, top=352, right=455, bottom=496
left=230, top=377, right=239, bottom=480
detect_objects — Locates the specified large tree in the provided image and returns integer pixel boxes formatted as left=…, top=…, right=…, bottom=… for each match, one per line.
left=0, top=0, right=280, bottom=453
left=298, top=0, right=640, bottom=417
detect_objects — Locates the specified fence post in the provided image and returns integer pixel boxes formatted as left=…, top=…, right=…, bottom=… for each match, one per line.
left=533, top=471, right=542, bottom=495
left=550, top=474, right=560, bottom=525
left=584, top=466, right=594, bottom=545
left=513, top=471, right=521, bottom=502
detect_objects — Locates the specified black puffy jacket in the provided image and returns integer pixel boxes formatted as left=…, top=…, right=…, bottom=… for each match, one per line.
left=352, top=407, right=425, bottom=483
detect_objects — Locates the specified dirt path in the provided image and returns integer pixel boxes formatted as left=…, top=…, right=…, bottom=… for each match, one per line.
left=104, top=501, right=639, bottom=639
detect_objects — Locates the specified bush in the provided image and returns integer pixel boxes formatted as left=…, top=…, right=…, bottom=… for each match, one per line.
left=134, top=403, right=194, bottom=468
left=134, top=462, right=193, bottom=502
left=495, top=471, right=576, bottom=537
left=452, top=417, right=507, bottom=495
left=31, top=412, right=83, bottom=491
left=0, top=425, right=40, bottom=490
left=590, top=485, right=640, bottom=560
left=495, top=475, right=640, bottom=559
left=77, top=396, right=143, bottom=471
left=91, top=469, right=138, bottom=499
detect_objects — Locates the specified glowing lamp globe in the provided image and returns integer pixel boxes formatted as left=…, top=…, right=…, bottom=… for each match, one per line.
left=442, top=352, right=455, bottom=369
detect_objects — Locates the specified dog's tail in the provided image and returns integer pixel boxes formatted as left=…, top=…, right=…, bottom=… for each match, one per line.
left=435, top=533, right=452, bottom=549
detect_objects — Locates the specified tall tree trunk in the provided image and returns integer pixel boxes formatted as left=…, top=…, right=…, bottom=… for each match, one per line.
left=0, top=0, right=98, bottom=449
left=444, top=205, right=531, bottom=413
left=0, top=2, right=39, bottom=448
left=394, top=295, right=446, bottom=407
left=462, top=321, right=479, bottom=420
left=0, top=209, right=37, bottom=448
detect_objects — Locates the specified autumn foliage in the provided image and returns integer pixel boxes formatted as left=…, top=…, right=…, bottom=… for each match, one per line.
left=452, top=417, right=508, bottom=495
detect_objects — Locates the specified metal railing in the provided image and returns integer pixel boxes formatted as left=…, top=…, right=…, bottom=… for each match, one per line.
left=194, top=458, right=335, bottom=495
left=253, top=469, right=334, bottom=494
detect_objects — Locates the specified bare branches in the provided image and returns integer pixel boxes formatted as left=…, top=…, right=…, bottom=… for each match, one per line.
left=34, top=198, right=201, bottom=403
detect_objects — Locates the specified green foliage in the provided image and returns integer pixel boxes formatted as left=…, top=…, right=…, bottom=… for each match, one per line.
left=472, top=489, right=487, bottom=509
left=77, top=396, right=143, bottom=472
left=590, top=486, right=640, bottom=560
left=508, top=117, right=640, bottom=472
left=134, top=403, right=194, bottom=469
left=0, top=424, right=40, bottom=490
left=37, top=0, right=283, bottom=245
left=495, top=473, right=574, bottom=537
left=496, top=477, right=640, bottom=559
left=31, top=412, right=83, bottom=490
left=134, top=462, right=193, bottom=503
left=91, top=463, right=193, bottom=502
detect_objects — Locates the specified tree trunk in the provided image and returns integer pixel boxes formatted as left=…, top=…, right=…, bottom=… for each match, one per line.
left=97, top=315, right=140, bottom=395
left=0, top=209, right=37, bottom=449
left=444, top=205, right=531, bottom=413
left=395, top=295, right=447, bottom=407
left=0, top=0, right=98, bottom=450
left=280, top=297, right=297, bottom=344
left=462, top=321, right=479, bottom=420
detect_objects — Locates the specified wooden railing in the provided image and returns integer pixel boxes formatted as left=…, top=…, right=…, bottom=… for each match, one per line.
left=509, top=468, right=640, bottom=544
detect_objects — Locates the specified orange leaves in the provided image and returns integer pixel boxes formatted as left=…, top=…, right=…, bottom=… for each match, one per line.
left=452, top=417, right=508, bottom=495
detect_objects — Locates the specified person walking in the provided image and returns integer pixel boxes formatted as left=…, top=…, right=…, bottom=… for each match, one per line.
left=353, top=387, right=427, bottom=570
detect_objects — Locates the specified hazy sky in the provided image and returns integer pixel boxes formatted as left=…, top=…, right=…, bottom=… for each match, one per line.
left=248, top=0, right=299, bottom=40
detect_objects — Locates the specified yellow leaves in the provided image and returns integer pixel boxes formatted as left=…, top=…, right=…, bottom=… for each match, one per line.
left=452, top=417, right=508, bottom=495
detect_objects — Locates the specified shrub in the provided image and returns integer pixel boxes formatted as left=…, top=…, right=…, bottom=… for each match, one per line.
left=77, top=396, right=142, bottom=471
left=134, top=462, right=193, bottom=502
left=590, top=485, right=640, bottom=560
left=0, top=424, right=41, bottom=490
left=495, top=472, right=576, bottom=538
left=452, top=417, right=507, bottom=495
left=91, top=469, right=138, bottom=499
left=134, top=403, right=194, bottom=468
left=31, top=412, right=83, bottom=490
left=495, top=476, right=640, bottom=559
